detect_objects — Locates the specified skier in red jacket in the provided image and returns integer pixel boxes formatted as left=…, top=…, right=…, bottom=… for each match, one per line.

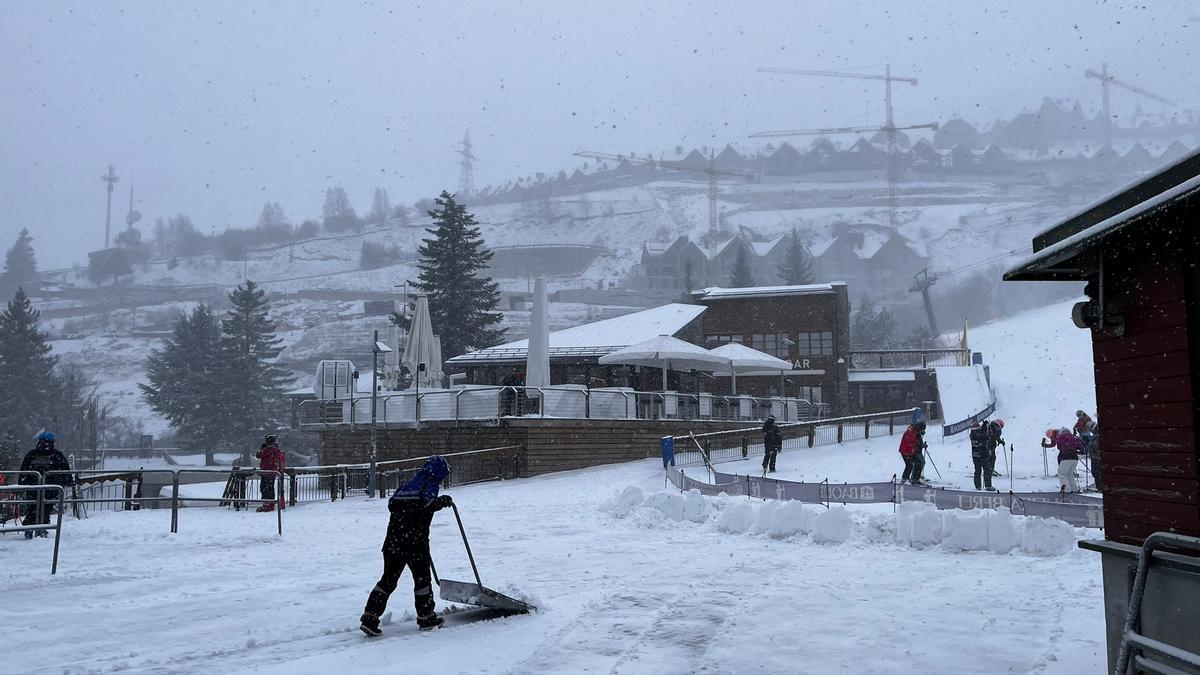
left=898, top=421, right=928, bottom=485
left=255, top=434, right=285, bottom=512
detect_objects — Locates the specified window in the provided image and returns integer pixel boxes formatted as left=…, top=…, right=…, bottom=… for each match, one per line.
left=750, top=333, right=789, bottom=358
left=795, top=385, right=822, bottom=404
left=796, top=331, right=834, bottom=356
left=704, top=334, right=742, bottom=348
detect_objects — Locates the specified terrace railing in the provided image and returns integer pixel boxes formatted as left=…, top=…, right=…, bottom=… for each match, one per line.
left=297, top=386, right=828, bottom=429
left=849, top=349, right=970, bottom=370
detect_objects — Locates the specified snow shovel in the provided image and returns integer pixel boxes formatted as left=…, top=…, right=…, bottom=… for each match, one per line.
left=430, top=502, right=535, bottom=614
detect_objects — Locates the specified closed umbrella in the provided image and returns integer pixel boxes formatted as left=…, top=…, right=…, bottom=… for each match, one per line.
left=403, top=296, right=442, bottom=390
left=525, top=277, right=550, bottom=394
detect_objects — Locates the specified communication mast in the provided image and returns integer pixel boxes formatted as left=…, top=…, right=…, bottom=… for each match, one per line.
left=457, top=131, right=476, bottom=197
left=101, top=164, right=120, bottom=248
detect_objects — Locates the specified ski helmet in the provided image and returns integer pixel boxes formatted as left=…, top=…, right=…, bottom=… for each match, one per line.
left=37, top=431, right=56, bottom=443
left=1059, top=427, right=1071, bottom=436
left=1076, top=410, right=1086, bottom=418
left=264, top=434, right=277, bottom=444
left=915, top=421, right=927, bottom=432
left=994, top=419, right=1005, bottom=429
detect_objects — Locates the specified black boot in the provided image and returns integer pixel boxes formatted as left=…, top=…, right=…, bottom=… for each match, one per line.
left=360, top=612, right=382, bottom=637
left=417, top=614, right=444, bottom=631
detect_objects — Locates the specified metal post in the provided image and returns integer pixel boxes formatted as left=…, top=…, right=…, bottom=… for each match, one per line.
left=170, top=472, right=180, bottom=534
left=369, top=330, right=380, bottom=498
left=50, top=487, right=65, bottom=574
left=276, top=473, right=283, bottom=536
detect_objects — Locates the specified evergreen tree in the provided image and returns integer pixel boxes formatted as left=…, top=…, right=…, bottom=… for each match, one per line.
left=219, top=281, right=292, bottom=458
left=322, top=186, right=358, bottom=232
left=140, top=305, right=226, bottom=463
left=369, top=187, right=392, bottom=225
left=1, top=229, right=38, bottom=301
left=778, top=228, right=815, bottom=285
left=852, top=293, right=898, bottom=349
left=0, top=288, right=58, bottom=443
left=681, top=260, right=696, bottom=302
left=730, top=246, right=755, bottom=288
left=0, top=431, right=20, bottom=471
left=413, top=191, right=503, bottom=358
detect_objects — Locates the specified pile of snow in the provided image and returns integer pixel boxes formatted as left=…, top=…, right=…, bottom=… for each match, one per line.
left=604, top=487, right=1082, bottom=557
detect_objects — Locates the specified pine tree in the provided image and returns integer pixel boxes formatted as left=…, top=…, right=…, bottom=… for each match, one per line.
left=369, top=187, right=392, bottom=225
left=778, top=228, right=815, bottom=285
left=219, top=281, right=292, bottom=458
left=140, top=305, right=226, bottom=463
left=1, top=229, right=38, bottom=301
left=852, top=293, right=898, bottom=349
left=0, top=288, right=58, bottom=443
left=322, top=186, right=358, bottom=232
left=730, top=246, right=755, bottom=288
left=0, top=431, right=20, bottom=471
left=413, top=191, right=504, bottom=358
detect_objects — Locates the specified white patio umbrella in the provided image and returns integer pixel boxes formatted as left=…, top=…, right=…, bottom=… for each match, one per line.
left=403, top=296, right=442, bottom=390
left=710, top=342, right=793, bottom=395
left=525, top=277, right=550, bottom=394
left=598, top=335, right=728, bottom=391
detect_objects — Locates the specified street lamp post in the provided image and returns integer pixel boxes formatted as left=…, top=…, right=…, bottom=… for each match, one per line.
left=368, top=330, right=393, bottom=498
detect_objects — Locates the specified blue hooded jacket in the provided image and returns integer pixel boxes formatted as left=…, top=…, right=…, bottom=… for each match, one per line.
left=390, top=455, right=451, bottom=507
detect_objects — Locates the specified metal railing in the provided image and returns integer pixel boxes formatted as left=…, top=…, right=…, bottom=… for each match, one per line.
left=289, top=445, right=527, bottom=501
left=672, top=409, right=914, bottom=467
left=0, top=484, right=66, bottom=574
left=850, top=349, right=970, bottom=370
left=297, top=385, right=827, bottom=429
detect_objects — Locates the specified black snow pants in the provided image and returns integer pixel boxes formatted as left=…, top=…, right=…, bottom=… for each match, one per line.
left=260, top=473, right=276, bottom=503
left=762, top=449, right=779, bottom=472
left=972, top=455, right=995, bottom=490
left=363, top=551, right=436, bottom=621
left=902, top=453, right=925, bottom=482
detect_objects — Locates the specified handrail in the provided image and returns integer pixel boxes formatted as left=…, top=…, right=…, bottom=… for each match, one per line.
left=291, top=445, right=525, bottom=474
left=0, top=484, right=67, bottom=574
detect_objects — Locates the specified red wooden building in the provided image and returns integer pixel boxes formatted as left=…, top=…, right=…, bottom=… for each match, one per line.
left=1006, top=149, right=1200, bottom=671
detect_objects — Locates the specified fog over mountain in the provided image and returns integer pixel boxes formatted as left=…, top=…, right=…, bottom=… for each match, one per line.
left=2, top=0, right=1197, bottom=264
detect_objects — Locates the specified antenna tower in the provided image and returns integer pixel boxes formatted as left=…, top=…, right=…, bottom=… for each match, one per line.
left=457, top=131, right=476, bottom=196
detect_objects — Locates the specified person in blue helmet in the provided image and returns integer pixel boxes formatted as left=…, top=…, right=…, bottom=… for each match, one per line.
left=19, top=431, right=71, bottom=538
left=360, top=455, right=453, bottom=636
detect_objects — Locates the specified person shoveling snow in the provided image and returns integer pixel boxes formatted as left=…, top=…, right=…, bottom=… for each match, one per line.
left=360, top=455, right=454, bottom=635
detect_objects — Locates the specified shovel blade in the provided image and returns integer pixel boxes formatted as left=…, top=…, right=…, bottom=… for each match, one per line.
left=437, top=578, right=535, bottom=613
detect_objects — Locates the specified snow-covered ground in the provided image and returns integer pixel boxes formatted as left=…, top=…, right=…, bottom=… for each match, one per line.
left=5, top=457, right=1105, bottom=675
left=3, top=297, right=1108, bottom=673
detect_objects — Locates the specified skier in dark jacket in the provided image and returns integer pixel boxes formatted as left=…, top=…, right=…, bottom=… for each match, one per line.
left=970, top=420, right=1005, bottom=491
left=19, top=431, right=71, bottom=538
left=360, top=455, right=453, bottom=636
left=761, top=416, right=782, bottom=473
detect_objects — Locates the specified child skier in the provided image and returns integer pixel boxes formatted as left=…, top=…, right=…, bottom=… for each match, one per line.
left=899, top=421, right=928, bottom=485
left=360, top=455, right=454, bottom=636
left=1043, top=428, right=1084, bottom=493
left=254, top=435, right=285, bottom=512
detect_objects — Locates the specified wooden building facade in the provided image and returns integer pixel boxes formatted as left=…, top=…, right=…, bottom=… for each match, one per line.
left=1006, top=149, right=1200, bottom=670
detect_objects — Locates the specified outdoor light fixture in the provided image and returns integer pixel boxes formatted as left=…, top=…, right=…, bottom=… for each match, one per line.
left=1072, top=268, right=1124, bottom=336
left=375, top=341, right=392, bottom=353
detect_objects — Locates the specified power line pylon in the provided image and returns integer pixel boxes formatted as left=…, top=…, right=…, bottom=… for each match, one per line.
left=909, top=267, right=940, bottom=338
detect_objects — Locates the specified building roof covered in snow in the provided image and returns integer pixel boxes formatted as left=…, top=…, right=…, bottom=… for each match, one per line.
left=692, top=283, right=844, bottom=301
left=447, top=303, right=707, bottom=363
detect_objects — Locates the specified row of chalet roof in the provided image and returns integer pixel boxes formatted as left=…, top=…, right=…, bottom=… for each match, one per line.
left=470, top=133, right=1194, bottom=207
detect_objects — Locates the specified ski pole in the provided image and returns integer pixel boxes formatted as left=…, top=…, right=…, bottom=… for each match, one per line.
left=1009, top=445, right=1014, bottom=493
left=923, top=446, right=942, bottom=480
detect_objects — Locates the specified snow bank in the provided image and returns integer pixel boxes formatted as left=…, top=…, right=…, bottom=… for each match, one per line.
left=604, top=488, right=1083, bottom=558
left=812, top=506, right=853, bottom=544
left=1021, top=516, right=1077, bottom=557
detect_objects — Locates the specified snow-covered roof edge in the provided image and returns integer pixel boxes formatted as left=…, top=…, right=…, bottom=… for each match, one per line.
left=693, top=283, right=846, bottom=300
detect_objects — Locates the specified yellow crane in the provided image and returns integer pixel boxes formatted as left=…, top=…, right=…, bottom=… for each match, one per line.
left=753, top=65, right=938, bottom=227
left=573, top=150, right=754, bottom=254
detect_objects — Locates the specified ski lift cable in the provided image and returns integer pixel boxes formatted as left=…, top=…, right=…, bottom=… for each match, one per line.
left=932, top=246, right=1027, bottom=279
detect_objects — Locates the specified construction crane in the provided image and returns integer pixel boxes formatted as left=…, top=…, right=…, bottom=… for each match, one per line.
left=754, top=65, right=938, bottom=227
left=1085, top=63, right=1176, bottom=148
left=573, top=150, right=754, bottom=253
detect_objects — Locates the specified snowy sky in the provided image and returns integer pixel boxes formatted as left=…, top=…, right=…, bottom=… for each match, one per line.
left=2, top=0, right=1197, bottom=267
